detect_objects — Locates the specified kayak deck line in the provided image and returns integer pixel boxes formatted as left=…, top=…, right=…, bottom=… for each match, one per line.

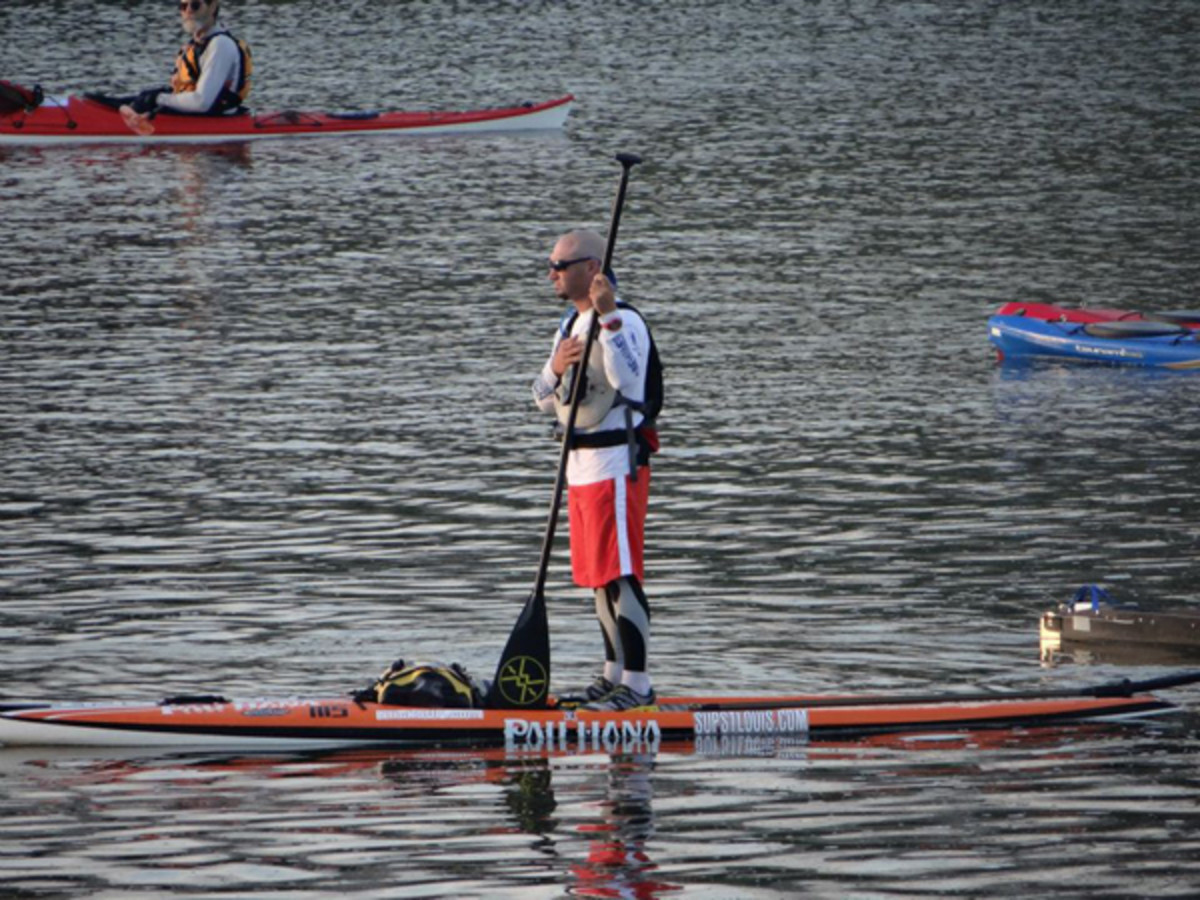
left=0, top=93, right=574, bottom=146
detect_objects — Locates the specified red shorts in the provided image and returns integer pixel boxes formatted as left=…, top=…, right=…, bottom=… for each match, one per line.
left=567, top=469, right=650, bottom=588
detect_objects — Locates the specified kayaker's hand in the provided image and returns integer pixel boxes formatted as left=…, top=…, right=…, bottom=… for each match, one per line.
left=590, top=273, right=616, bottom=316
left=552, top=336, right=584, bottom=377
left=134, top=87, right=165, bottom=114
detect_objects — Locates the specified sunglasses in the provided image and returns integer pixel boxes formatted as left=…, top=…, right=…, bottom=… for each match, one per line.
left=548, top=256, right=595, bottom=272
left=180, top=0, right=208, bottom=11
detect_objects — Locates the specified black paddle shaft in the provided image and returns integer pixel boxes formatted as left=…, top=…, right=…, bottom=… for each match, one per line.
left=531, top=152, right=642, bottom=599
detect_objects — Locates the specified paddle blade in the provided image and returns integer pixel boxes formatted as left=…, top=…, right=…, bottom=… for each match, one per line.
left=487, top=590, right=551, bottom=709
left=119, top=105, right=156, bottom=136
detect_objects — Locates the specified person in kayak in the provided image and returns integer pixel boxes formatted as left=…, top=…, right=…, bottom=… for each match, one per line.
left=119, top=0, right=251, bottom=134
left=532, top=229, right=662, bottom=712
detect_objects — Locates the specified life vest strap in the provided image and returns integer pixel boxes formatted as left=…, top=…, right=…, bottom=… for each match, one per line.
left=565, top=425, right=658, bottom=467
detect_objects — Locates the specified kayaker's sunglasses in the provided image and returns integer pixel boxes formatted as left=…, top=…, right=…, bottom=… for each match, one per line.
left=179, top=0, right=208, bottom=11
left=548, top=256, right=595, bottom=272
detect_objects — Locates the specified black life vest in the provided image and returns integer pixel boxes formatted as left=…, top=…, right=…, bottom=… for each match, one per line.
left=558, top=300, right=664, bottom=455
left=171, top=30, right=252, bottom=113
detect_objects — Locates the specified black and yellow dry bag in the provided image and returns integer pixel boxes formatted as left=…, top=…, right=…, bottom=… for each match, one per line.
left=354, top=660, right=483, bottom=709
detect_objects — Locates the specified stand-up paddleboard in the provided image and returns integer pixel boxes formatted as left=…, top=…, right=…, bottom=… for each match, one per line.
left=2, top=672, right=1193, bottom=752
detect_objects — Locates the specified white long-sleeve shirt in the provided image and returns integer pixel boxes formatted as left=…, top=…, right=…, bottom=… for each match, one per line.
left=532, top=306, right=651, bottom=486
left=157, top=31, right=242, bottom=114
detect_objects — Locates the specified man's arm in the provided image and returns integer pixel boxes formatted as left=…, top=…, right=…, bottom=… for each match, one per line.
left=533, top=333, right=565, bottom=411
left=598, top=310, right=650, bottom=402
left=158, top=35, right=240, bottom=113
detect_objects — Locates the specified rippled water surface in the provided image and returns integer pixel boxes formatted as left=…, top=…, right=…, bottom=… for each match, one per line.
left=3, top=1, right=1200, bottom=896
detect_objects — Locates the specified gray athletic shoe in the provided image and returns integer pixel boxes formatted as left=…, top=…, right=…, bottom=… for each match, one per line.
left=581, top=684, right=657, bottom=711
left=556, top=676, right=615, bottom=707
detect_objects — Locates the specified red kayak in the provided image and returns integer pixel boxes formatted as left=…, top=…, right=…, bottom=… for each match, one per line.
left=996, top=302, right=1200, bottom=328
left=0, top=84, right=573, bottom=145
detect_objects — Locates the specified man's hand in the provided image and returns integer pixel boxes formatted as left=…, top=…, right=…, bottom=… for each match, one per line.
left=590, top=272, right=616, bottom=316
left=551, top=335, right=584, bottom=377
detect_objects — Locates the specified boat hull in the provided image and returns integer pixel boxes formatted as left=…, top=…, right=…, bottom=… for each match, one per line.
left=0, top=94, right=573, bottom=145
left=988, top=314, right=1200, bottom=369
left=1042, top=606, right=1200, bottom=652
left=0, top=692, right=1176, bottom=751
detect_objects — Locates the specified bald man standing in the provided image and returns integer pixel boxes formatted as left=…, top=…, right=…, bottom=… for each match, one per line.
left=532, top=229, right=662, bottom=711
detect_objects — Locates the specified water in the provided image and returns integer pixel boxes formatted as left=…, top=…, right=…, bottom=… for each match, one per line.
left=3, top=0, right=1200, bottom=896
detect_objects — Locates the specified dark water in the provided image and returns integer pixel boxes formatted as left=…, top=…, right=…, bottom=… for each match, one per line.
left=3, top=0, right=1200, bottom=896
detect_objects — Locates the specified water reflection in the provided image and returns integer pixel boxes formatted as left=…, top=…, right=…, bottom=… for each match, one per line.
left=0, top=745, right=683, bottom=899
left=566, top=754, right=676, bottom=900
left=1043, top=639, right=1200, bottom=669
left=7, top=720, right=1198, bottom=898
left=374, top=749, right=680, bottom=898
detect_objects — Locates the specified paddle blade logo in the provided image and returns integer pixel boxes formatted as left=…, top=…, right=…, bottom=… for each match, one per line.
left=490, top=591, right=551, bottom=709
left=496, top=655, right=549, bottom=708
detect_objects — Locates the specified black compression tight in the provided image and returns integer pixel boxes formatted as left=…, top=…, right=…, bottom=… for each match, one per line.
left=593, top=576, right=651, bottom=675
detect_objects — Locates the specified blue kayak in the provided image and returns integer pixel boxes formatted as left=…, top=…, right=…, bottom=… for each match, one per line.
left=988, top=314, right=1200, bottom=370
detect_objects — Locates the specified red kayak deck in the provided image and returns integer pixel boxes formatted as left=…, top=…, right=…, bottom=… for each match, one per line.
left=996, top=302, right=1200, bottom=328
left=0, top=690, right=1177, bottom=752
left=0, top=93, right=573, bottom=145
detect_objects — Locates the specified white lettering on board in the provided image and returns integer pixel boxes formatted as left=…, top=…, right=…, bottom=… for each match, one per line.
left=692, top=709, right=809, bottom=736
left=504, top=717, right=663, bottom=753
